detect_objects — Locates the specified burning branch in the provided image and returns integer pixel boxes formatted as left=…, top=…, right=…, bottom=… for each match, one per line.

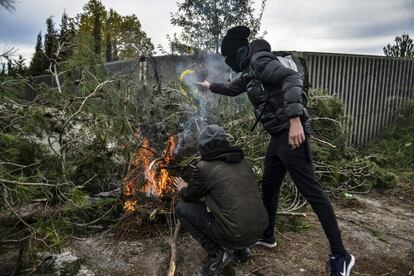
left=123, top=136, right=177, bottom=212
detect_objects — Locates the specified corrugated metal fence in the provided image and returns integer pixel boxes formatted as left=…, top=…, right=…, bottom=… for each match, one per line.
left=302, top=52, right=414, bottom=145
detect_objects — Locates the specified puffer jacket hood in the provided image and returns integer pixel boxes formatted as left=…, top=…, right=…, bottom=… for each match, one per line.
left=240, top=39, right=271, bottom=71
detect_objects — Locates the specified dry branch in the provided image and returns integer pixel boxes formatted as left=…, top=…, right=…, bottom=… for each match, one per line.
left=0, top=202, right=58, bottom=227
left=0, top=178, right=65, bottom=187
left=61, top=80, right=113, bottom=131
left=277, top=211, right=307, bottom=217
left=167, top=221, right=181, bottom=276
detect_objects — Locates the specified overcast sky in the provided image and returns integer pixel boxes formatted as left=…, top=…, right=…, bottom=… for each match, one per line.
left=0, top=0, right=413, bottom=63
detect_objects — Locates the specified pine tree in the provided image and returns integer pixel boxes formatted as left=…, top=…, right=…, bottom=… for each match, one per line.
left=112, top=38, right=119, bottom=61
left=44, top=17, right=58, bottom=68
left=59, top=11, right=74, bottom=61
left=14, top=55, right=26, bottom=75
left=29, top=32, right=46, bottom=76
left=92, top=7, right=102, bottom=56
left=60, top=11, right=69, bottom=38
left=1, top=63, right=5, bottom=76
left=7, top=60, right=14, bottom=76
left=105, top=32, right=112, bottom=62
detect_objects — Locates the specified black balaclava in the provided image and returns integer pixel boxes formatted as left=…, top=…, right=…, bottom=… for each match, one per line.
left=221, top=26, right=250, bottom=72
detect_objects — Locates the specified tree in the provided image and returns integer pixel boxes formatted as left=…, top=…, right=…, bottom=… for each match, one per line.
left=105, top=32, right=112, bottom=62
left=92, top=6, right=102, bottom=56
left=116, top=14, right=154, bottom=59
left=60, top=11, right=69, bottom=38
left=166, top=33, right=198, bottom=55
left=384, top=34, right=414, bottom=58
left=79, top=0, right=106, bottom=57
left=0, top=63, right=5, bottom=76
left=59, top=11, right=76, bottom=61
left=7, top=60, right=13, bottom=76
left=170, top=0, right=267, bottom=53
left=14, top=55, right=26, bottom=75
left=112, top=38, right=119, bottom=61
left=29, top=32, right=46, bottom=76
left=78, top=1, right=153, bottom=60
left=105, top=8, right=122, bottom=61
left=44, top=17, right=58, bottom=68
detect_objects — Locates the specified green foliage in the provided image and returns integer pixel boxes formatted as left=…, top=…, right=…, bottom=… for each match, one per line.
left=44, top=17, right=58, bottom=64
left=383, top=34, right=414, bottom=58
left=277, top=216, right=311, bottom=233
left=170, top=0, right=267, bottom=53
left=0, top=34, right=138, bottom=234
left=307, top=89, right=347, bottom=160
left=71, top=138, right=118, bottom=194
left=305, top=90, right=396, bottom=192
left=79, top=1, right=154, bottom=59
left=92, top=4, right=102, bottom=56
left=29, top=32, right=46, bottom=76
left=34, top=216, right=71, bottom=250
left=0, top=133, right=63, bottom=208
left=366, top=102, right=414, bottom=182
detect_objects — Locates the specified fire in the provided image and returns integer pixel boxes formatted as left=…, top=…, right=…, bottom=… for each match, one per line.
left=123, top=136, right=177, bottom=211
left=123, top=200, right=137, bottom=212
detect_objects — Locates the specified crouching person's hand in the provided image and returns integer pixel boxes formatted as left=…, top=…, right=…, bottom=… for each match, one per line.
left=173, top=177, right=188, bottom=191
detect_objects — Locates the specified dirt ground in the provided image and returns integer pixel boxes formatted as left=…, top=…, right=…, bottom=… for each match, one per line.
left=1, top=191, right=412, bottom=275
left=61, top=192, right=414, bottom=276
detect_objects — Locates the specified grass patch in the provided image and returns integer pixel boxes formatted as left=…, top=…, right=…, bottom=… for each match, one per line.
left=277, top=216, right=311, bottom=233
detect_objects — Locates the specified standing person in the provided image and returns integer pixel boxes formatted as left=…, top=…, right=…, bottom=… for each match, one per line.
left=197, top=26, right=355, bottom=276
left=174, top=124, right=268, bottom=276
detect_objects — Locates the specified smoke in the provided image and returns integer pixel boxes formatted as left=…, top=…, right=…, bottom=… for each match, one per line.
left=174, top=53, right=232, bottom=155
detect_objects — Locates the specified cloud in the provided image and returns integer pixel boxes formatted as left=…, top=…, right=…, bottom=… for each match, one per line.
left=261, top=0, right=414, bottom=54
left=0, top=0, right=412, bottom=63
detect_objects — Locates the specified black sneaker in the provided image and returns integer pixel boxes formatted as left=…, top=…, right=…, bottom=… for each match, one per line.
left=328, top=253, right=355, bottom=276
left=201, top=249, right=233, bottom=276
left=255, top=236, right=277, bottom=248
left=233, top=248, right=252, bottom=263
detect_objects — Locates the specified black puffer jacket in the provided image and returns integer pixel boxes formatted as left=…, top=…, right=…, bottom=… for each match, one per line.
left=210, top=44, right=309, bottom=135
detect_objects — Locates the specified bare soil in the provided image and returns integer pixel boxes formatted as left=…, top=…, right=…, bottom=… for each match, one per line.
left=64, top=192, right=413, bottom=276
left=1, top=192, right=412, bottom=275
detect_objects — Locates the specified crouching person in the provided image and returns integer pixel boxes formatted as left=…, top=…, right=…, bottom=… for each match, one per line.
left=173, top=125, right=268, bottom=276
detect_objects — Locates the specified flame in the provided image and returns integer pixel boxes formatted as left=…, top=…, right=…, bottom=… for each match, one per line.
left=123, top=136, right=177, bottom=211
left=124, top=200, right=137, bottom=212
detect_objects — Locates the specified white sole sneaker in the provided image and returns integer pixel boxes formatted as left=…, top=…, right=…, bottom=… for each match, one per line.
left=346, top=254, right=355, bottom=276
left=255, top=240, right=277, bottom=248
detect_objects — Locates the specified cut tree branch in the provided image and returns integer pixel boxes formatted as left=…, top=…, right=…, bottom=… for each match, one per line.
left=167, top=221, right=181, bottom=276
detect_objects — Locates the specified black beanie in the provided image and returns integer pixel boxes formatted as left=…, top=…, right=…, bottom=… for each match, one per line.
left=220, top=26, right=251, bottom=57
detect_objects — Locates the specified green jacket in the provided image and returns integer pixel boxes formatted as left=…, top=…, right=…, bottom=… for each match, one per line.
left=180, top=148, right=268, bottom=249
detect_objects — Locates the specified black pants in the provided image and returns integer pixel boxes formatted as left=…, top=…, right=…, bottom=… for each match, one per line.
left=262, top=130, right=346, bottom=255
left=175, top=201, right=221, bottom=256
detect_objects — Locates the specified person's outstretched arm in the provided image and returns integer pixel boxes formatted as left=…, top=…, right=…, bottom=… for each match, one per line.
left=197, top=72, right=249, bottom=97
